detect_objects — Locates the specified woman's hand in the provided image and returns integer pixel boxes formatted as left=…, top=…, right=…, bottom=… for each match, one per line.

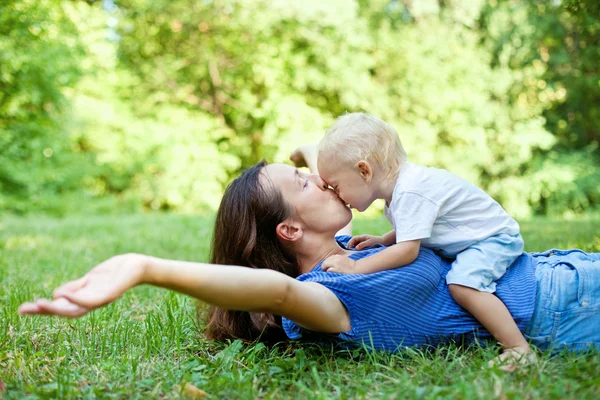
left=289, top=145, right=319, bottom=173
left=347, top=234, right=385, bottom=250
left=19, top=253, right=147, bottom=318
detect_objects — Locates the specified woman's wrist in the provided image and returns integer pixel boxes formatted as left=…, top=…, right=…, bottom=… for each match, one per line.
left=138, top=255, right=190, bottom=289
left=135, top=254, right=158, bottom=286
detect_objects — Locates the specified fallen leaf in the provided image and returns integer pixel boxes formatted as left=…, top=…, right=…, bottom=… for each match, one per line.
left=175, top=382, right=206, bottom=399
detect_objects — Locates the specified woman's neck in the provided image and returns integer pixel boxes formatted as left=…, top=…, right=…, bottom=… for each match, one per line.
left=294, top=232, right=351, bottom=275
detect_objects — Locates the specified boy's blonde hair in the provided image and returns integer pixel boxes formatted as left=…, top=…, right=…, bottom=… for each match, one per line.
left=318, top=112, right=407, bottom=177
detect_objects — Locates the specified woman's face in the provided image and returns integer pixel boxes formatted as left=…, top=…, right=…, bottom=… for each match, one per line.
left=261, top=163, right=352, bottom=234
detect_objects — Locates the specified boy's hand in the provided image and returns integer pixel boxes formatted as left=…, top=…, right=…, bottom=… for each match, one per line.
left=321, top=255, right=358, bottom=274
left=347, top=234, right=384, bottom=250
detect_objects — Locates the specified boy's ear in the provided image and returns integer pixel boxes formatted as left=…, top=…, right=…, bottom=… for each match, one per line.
left=356, top=160, right=373, bottom=183
left=276, top=219, right=304, bottom=242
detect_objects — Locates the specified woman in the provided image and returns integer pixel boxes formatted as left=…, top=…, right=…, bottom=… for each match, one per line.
left=19, top=146, right=600, bottom=370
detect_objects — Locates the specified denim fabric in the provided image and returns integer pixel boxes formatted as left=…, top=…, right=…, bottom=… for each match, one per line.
left=526, top=249, right=600, bottom=353
left=444, top=233, right=525, bottom=293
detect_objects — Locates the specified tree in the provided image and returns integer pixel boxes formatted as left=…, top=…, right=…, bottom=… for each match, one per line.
left=0, top=0, right=88, bottom=213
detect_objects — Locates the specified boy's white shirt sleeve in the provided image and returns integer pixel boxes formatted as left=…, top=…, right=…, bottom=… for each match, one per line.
left=390, top=192, right=440, bottom=243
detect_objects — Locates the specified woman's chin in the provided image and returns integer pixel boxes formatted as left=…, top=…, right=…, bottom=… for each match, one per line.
left=342, top=205, right=353, bottom=220
left=327, top=193, right=352, bottom=223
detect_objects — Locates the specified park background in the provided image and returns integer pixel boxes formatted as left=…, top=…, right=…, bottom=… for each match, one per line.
left=2, top=0, right=600, bottom=218
left=1, top=0, right=600, bottom=398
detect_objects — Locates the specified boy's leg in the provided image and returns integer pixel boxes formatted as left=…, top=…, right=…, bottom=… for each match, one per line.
left=446, top=234, right=533, bottom=370
left=449, top=284, right=530, bottom=351
left=449, top=284, right=534, bottom=371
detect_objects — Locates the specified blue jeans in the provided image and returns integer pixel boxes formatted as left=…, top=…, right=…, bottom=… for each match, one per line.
left=525, top=249, right=600, bottom=353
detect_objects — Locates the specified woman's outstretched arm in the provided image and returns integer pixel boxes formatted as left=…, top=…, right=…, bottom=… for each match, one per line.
left=19, top=254, right=351, bottom=334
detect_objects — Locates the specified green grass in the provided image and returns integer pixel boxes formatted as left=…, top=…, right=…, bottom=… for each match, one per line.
left=1, top=213, right=599, bottom=399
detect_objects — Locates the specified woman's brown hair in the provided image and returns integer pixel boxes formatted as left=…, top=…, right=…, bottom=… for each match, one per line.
left=205, top=160, right=299, bottom=343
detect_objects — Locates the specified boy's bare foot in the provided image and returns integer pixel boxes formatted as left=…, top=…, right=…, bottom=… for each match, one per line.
left=488, top=346, right=537, bottom=372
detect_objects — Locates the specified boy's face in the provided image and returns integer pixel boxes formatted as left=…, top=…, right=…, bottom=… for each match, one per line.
left=318, top=157, right=374, bottom=212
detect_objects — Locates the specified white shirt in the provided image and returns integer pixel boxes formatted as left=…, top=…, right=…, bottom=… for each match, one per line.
left=384, top=162, right=520, bottom=255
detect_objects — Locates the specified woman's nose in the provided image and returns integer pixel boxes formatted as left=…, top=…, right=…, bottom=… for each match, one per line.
left=308, top=174, right=328, bottom=191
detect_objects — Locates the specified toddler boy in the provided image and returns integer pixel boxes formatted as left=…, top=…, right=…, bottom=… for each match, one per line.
left=318, top=112, right=531, bottom=364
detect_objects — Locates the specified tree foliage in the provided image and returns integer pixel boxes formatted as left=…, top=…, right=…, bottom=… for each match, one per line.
left=1, top=0, right=599, bottom=216
left=0, top=0, right=88, bottom=212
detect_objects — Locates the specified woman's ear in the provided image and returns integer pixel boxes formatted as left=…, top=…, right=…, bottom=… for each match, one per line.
left=276, top=219, right=304, bottom=242
left=356, top=160, right=373, bottom=183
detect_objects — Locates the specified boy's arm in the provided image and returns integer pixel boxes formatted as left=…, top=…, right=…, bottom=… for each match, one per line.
left=347, top=229, right=396, bottom=250
left=355, top=239, right=420, bottom=273
left=322, top=239, right=420, bottom=274
left=382, top=230, right=397, bottom=246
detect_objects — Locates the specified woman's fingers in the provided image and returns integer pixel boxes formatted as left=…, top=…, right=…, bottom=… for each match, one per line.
left=21, top=254, right=144, bottom=319
left=38, top=298, right=90, bottom=318
left=19, top=298, right=90, bottom=318
left=18, top=302, right=42, bottom=315
left=53, top=276, right=88, bottom=299
left=61, top=287, right=111, bottom=309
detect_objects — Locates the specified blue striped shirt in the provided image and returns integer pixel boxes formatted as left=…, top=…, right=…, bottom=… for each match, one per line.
left=282, top=235, right=536, bottom=351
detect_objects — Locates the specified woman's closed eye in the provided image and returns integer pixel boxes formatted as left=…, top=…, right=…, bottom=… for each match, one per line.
left=295, top=169, right=309, bottom=190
